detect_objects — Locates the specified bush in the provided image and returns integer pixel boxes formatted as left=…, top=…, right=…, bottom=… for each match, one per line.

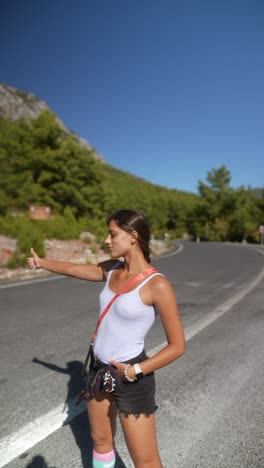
left=46, top=207, right=82, bottom=240
left=7, top=251, right=26, bottom=269
left=0, top=214, right=45, bottom=262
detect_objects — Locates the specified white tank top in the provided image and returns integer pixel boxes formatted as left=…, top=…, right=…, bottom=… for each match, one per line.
left=93, top=267, right=163, bottom=363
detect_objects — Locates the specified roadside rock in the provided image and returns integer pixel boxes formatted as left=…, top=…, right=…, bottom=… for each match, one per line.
left=44, top=239, right=109, bottom=264
left=0, top=235, right=17, bottom=266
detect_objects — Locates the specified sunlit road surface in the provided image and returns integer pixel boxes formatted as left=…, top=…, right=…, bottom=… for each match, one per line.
left=1, top=242, right=264, bottom=468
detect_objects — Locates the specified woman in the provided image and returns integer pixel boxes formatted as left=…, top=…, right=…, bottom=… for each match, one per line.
left=27, top=209, right=185, bottom=468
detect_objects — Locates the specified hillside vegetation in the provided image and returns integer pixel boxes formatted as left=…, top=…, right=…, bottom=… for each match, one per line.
left=0, top=110, right=263, bottom=267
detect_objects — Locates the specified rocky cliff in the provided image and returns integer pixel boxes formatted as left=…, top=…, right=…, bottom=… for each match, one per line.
left=0, top=83, right=104, bottom=161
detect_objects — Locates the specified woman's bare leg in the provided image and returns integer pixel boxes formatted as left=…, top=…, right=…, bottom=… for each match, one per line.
left=87, top=392, right=117, bottom=453
left=120, top=412, right=162, bottom=468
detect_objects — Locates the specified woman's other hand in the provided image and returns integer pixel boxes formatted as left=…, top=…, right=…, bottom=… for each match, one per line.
left=110, top=359, right=136, bottom=382
left=27, top=248, right=41, bottom=269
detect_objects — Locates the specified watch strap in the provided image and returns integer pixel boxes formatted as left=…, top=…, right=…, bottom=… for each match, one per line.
left=134, top=363, right=144, bottom=379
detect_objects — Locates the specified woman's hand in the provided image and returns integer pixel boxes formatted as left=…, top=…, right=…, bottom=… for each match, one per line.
left=110, top=359, right=136, bottom=381
left=27, top=248, right=42, bottom=269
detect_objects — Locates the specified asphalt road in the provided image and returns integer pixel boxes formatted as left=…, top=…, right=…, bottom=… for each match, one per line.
left=1, top=241, right=264, bottom=468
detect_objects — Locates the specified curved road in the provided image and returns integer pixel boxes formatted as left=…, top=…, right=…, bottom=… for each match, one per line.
left=0, top=241, right=264, bottom=467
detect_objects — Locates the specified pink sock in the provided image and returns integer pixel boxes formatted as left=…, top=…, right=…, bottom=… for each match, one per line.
left=93, top=449, right=115, bottom=467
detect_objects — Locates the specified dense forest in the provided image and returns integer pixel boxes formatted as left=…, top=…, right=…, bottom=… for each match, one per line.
left=0, top=110, right=263, bottom=266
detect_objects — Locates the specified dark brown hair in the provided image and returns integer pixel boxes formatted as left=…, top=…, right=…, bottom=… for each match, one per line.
left=107, top=209, right=151, bottom=262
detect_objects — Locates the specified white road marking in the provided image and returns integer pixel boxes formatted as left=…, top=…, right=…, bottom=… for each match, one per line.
left=0, top=401, right=86, bottom=467
left=184, top=281, right=201, bottom=287
left=0, top=274, right=65, bottom=289
left=0, top=244, right=263, bottom=467
left=222, top=282, right=234, bottom=288
left=154, top=242, right=184, bottom=259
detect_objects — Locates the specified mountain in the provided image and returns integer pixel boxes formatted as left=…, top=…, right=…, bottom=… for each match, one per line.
left=0, top=83, right=104, bottom=161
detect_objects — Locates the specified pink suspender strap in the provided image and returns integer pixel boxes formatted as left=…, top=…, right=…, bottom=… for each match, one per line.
left=92, top=267, right=158, bottom=342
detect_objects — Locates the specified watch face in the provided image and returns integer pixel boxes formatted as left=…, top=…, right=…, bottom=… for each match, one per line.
left=136, top=371, right=144, bottom=380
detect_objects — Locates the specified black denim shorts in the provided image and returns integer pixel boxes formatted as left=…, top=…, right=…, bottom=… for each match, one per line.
left=85, top=350, right=158, bottom=417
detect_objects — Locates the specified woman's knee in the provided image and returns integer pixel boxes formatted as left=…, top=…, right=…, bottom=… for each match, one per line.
left=90, top=424, right=114, bottom=447
left=132, top=453, right=162, bottom=468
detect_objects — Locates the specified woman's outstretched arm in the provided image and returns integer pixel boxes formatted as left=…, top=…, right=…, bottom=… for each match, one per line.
left=27, top=248, right=117, bottom=282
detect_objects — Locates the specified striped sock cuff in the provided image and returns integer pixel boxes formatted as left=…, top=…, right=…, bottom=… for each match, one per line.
left=92, top=449, right=116, bottom=468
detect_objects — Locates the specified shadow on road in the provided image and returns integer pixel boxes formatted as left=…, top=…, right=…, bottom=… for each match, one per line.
left=25, top=455, right=50, bottom=467
left=32, top=358, right=126, bottom=468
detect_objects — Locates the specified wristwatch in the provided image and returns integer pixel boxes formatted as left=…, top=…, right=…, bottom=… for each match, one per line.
left=133, top=363, right=144, bottom=380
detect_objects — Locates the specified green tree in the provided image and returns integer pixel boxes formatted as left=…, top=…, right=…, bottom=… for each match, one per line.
left=0, top=111, right=105, bottom=216
left=188, top=165, right=233, bottom=240
left=228, top=187, right=262, bottom=242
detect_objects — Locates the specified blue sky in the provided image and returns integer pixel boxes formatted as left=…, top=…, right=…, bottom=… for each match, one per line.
left=1, top=0, right=263, bottom=193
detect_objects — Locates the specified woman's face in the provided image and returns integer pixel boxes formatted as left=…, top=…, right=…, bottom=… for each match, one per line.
left=105, top=220, right=134, bottom=257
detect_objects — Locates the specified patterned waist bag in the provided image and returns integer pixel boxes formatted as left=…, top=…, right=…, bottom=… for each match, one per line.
left=77, top=346, right=120, bottom=402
